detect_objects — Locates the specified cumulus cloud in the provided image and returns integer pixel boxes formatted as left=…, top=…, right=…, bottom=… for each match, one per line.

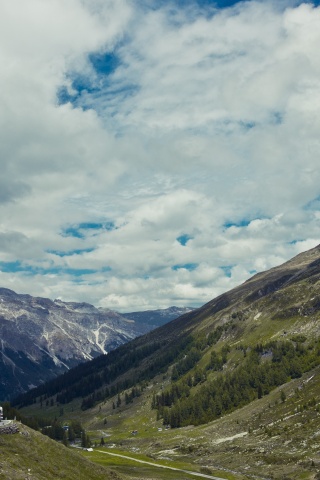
left=0, top=0, right=319, bottom=311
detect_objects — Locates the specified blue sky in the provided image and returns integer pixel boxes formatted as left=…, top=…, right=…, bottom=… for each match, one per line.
left=0, top=0, right=320, bottom=311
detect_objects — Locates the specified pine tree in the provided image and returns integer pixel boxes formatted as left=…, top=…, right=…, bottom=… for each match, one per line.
left=62, top=430, right=69, bottom=447
left=68, top=426, right=75, bottom=443
left=81, top=429, right=87, bottom=448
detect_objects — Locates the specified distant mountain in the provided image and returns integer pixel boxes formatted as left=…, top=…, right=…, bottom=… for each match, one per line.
left=122, top=306, right=195, bottom=328
left=0, top=287, right=192, bottom=400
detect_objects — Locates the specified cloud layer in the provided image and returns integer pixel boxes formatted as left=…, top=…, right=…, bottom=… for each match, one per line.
left=0, top=0, right=320, bottom=311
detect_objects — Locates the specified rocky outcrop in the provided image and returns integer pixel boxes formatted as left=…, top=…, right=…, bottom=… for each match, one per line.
left=0, top=423, right=19, bottom=434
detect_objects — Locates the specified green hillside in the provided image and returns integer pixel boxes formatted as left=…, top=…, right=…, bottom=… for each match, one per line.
left=0, top=422, right=123, bottom=480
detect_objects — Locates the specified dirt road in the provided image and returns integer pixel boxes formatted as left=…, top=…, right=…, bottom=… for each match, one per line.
left=95, top=449, right=226, bottom=480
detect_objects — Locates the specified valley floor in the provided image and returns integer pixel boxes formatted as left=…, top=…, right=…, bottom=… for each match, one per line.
left=92, top=449, right=227, bottom=480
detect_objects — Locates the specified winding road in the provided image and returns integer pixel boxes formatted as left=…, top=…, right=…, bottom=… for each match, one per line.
left=95, top=449, right=225, bottom=480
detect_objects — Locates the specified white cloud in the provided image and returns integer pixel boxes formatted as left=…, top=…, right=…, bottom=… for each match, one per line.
left=0, top=0, right=319, bottom=311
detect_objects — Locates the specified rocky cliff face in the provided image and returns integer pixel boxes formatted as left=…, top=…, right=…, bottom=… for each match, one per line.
left=0, top=288, right=158, bottom=399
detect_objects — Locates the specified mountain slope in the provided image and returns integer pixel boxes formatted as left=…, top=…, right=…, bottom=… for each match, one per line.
left=162, top=241, right=320, bottom=337
left=0, top=287, right=194, bottom=400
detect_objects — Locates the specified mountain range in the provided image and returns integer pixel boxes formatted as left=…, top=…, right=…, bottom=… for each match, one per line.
left=0, top=287, right=193, bottom=400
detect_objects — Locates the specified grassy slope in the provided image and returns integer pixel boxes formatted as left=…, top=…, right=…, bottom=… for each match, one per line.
left=0, top=423, right=123, bottom=480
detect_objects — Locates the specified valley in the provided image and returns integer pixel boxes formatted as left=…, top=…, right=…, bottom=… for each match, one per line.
left=5, top=243, right=320, bottom=479
left=2, top=1, right=319, bottom=478
left=16, top=362, right=320, bottom=479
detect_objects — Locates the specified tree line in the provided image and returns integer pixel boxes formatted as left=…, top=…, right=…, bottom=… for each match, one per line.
left=154, top=337, right=320, bottom=428
left=0, top=401, right=90, bottom=446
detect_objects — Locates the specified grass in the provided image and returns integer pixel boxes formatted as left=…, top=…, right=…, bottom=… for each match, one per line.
left=80, top=449, right=198, bottom=479
left=80, top=447, right=242, bottom=480
left=0, top=423, right=123, bottom=480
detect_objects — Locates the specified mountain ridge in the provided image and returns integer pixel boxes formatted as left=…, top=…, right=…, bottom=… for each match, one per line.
left=0, top=287, right=193, bottom=400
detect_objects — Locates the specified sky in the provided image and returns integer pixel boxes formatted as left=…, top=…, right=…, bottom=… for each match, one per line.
left=1, top=0, right=320, bottom=312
